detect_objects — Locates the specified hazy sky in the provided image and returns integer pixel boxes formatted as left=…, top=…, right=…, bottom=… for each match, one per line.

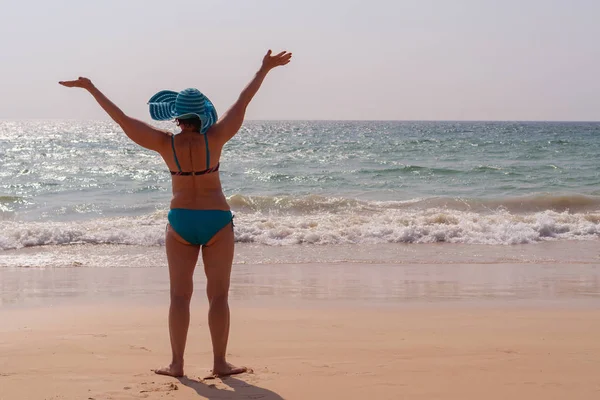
left=1, top=0, right=599, bottom=121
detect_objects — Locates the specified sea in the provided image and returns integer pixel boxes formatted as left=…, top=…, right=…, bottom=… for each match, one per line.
left=1, top=120, right=599, bottom=264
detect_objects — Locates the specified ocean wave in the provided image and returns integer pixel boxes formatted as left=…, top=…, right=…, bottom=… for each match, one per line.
left=228, top=194, right=363, bottom=213
left=0, top=195, right=23, bottom=203
left=229, top=194, right=600, bottom=214
left=1, top=199, right=598, bottom=249
left=233, top=208, right=599, bottom=246
left=371, top=194, right=600, bottom=214
left=358, top=165, right=463, bottom=175
left=473, top=165, right=504, bottom=172
left=0, top=212, right=168, bottom=250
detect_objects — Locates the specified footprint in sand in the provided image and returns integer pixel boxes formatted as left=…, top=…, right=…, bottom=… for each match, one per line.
left=129, top=345, right=151, bottom=352
left=139, top=382, right=179, bottom=394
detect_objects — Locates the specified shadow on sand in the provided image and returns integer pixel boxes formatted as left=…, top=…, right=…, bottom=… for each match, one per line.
left=178, top=375, right=284, bottom=400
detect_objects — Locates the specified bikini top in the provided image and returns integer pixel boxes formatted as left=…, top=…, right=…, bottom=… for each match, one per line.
left=170, top=133, right=220, bottom=176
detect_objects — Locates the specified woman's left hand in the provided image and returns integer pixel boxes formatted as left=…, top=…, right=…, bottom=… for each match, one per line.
left=261, top=50, right=292, bottom=72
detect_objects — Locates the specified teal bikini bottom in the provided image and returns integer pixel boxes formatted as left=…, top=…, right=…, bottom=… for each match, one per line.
left=168, top=209, right=233, bottom=245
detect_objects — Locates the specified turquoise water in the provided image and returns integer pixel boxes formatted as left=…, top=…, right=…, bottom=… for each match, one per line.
left=1, top=120, right=599, bottom=248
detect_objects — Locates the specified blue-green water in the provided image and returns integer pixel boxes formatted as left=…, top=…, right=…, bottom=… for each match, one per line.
left=1, top=120, right=599, bottom=248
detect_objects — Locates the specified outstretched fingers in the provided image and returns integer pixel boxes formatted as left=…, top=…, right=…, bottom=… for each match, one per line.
left=278, top=52, right=292, bottom=66
left=58, top=77, right=92, bottom=89
left=271, top=51, right=292, bottom=66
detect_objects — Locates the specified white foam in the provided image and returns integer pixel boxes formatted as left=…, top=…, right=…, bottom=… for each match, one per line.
left=1, top=206, right=599, bottom=250
left=236, top=207, right=600, bottom=245
left=0, top=212, right=167, bottom=250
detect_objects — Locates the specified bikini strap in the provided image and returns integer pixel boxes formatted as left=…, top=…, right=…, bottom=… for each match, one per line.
left=203, top=133, right=210, bottom=170
left=171, top=135, right=182, bottom=172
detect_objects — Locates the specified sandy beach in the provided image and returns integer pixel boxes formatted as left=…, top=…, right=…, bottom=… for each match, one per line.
left=1, top=241, right=600, bottom=399
left=1, top=304, right=600, bottom=399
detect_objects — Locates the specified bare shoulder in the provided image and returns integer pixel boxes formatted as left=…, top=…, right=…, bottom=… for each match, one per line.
left=205, top=122, right=231, bottom=147
left=120, top=117, right=172, bottom=152
left=153, top=129, right=174, bottom=152
left=206, top=112, right=242, bottom=146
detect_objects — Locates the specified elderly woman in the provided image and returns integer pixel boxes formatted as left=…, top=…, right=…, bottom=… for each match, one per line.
left=59, top=50, right=292, bottom=377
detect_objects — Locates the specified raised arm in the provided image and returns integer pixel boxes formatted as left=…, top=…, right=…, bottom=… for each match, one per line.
left=59, top=78, right=168, bottom=151
left=211, top=50, right=292, bottom=144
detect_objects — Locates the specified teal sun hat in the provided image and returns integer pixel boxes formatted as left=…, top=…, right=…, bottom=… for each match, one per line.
left=148, top=88, right=218, bottom=134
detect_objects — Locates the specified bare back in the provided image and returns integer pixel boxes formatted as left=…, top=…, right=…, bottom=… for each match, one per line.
left=157, top=129, right=229, bottom=210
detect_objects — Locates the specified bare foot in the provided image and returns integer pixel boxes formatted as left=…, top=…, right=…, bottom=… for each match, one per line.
left=210, top=362, right=248, bottom=378
left=153, top=364, right=184, bottom=378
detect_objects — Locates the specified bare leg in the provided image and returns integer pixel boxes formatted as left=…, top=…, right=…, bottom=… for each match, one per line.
left=202, top=222, right=247, bottom=377
left=155, top=225, right=200, bottom=377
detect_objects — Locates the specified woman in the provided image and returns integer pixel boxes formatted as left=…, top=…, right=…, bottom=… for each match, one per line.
left=59, top=50, right=292, bottom=378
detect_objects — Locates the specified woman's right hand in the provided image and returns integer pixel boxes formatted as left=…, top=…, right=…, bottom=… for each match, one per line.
left=59, top=77, right=95, bottom=91
left=261, top=50, right=292, bottom=72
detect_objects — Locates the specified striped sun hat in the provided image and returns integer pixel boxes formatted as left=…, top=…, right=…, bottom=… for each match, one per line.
left=147, top=88, right=218, bottom=134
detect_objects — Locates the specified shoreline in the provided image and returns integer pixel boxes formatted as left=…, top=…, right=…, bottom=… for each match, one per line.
left=2, top=241, right=599, bottom=309
left=2, top=259, right=599, bottom=310
left=2, top=240, right=599, bottom=266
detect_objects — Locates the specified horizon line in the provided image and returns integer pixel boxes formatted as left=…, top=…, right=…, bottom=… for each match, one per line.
left=1, top=118, right=599, bottom=124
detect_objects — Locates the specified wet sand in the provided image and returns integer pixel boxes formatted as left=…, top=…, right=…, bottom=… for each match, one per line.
left=2, top=256, right=599, bottom=309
